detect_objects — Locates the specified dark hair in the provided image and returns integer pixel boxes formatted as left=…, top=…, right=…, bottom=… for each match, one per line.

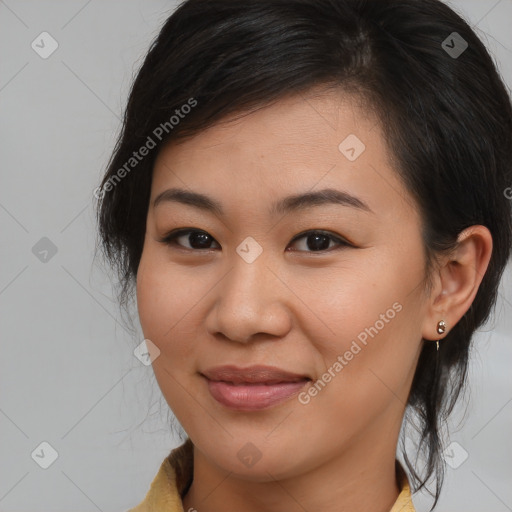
left=95, top=0, right=512, bottom=508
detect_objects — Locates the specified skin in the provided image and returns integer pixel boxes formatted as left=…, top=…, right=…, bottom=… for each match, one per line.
left=136, top=87, right=492, bottom=512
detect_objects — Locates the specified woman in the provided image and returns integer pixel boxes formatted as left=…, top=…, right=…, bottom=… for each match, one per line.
left=95, top=0, right=512, bottom=510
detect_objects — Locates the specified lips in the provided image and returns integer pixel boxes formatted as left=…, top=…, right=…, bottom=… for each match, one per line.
left=201, top=365, right=311, bottom=411
left=200, top=365, right=311, bottom=385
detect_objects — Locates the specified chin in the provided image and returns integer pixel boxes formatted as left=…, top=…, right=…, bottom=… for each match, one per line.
left=198, top=439, right=308, bottom=481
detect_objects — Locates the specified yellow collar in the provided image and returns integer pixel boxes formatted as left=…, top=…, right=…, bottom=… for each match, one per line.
left=128, top=438, right=415, bottom=512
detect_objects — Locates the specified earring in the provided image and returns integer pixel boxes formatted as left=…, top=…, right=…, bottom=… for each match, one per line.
left=436, top=320, right=446, bottom=351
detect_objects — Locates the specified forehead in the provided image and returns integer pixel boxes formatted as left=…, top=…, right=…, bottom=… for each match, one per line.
left=157, top=89, right=376, bottom=160
left=150, top=89, right=413, bottom=219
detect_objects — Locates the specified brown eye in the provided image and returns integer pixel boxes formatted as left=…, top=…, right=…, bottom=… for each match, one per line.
left=160, top=228, right=352, bottom=253
left=287, top=230, right=351, bottom=252
left=160, top=229, right=220, bottom=250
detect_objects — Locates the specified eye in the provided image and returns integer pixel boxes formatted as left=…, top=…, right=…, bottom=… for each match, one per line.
left=159, top=228, right=353, bottom=253
left=159, top=228, right=220, bottom=251
left=288, top=230, right=352, bottom=252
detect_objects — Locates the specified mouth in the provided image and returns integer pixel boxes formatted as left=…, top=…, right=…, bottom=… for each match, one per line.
left=200, top=365, right=312, bottom=411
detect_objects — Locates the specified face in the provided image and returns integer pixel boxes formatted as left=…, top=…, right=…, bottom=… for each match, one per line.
left=136, top=88, right=429, bottom=480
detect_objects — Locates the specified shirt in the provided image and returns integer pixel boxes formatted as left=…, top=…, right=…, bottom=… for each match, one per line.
left=128, top=438, right=416, bottom=512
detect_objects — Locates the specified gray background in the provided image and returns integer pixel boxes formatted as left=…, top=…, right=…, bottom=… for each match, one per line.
left=0, top=1, right=511, bottom=511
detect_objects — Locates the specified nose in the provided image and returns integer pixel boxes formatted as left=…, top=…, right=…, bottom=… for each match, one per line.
left=205, top=252, right=293, bottom=344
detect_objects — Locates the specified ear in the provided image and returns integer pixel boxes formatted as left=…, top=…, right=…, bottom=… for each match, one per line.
left=421, top=225, right=493, bottom=342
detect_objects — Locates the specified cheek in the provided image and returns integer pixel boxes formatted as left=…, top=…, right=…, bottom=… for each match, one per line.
left=298, top=262, right=396, bottom=351
left=136, top=250, right=199, bottom=413
left=136, top=247, right=208, bottom=362
left=136, top=253, right=163, bottom=339
left=303, top=247, right=424, bottom=387
left=136, top=248, right=184, bottom=343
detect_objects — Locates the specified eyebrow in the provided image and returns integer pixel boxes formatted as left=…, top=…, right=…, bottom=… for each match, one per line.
left=153, top=187, right=373, bottom=216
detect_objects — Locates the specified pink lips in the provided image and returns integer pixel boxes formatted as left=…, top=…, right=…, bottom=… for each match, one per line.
left=201, top=365, right=311, bottom=411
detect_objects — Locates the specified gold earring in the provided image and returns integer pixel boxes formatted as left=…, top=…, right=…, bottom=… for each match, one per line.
left=436, top=320, right=446, bottom=351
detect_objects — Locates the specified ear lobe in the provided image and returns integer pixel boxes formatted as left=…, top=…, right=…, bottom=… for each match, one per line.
left=421, top=225, right=493, bottom=341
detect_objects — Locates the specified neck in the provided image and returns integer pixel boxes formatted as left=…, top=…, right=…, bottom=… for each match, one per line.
left=182, top=418, right=403, bottom=512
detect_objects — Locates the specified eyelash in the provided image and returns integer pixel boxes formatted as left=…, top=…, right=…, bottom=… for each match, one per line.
left=158, top=228, right=353, bottom=253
